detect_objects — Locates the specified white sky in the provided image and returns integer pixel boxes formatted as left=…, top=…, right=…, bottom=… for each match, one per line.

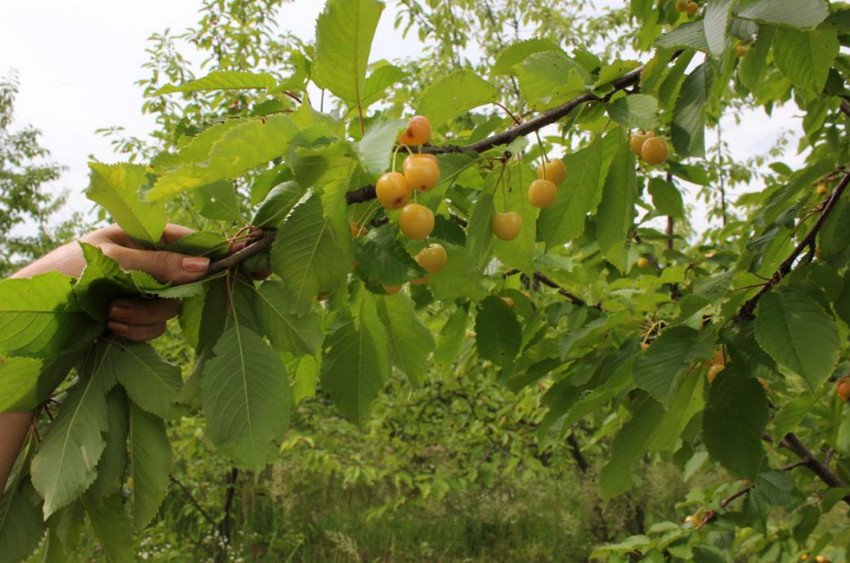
left=0, top=0, right=805, bottom=230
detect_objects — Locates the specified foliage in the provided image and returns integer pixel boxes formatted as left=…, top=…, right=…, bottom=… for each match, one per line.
left=0, top=72, right=84, bottom=276
left=4, top=0, right=850, bottom=561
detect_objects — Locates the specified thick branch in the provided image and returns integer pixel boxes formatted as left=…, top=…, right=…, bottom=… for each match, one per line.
left=532, top=272, right=588, bottom=307
left=736, top=167, right=850, bottom=321
left=780, top=432, right=850, bottom=505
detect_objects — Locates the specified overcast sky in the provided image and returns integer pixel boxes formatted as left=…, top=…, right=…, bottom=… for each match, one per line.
left=0, top=0, right=804, bottom=228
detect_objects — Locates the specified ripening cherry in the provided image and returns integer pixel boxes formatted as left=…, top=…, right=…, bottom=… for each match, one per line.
left=384, top=284, right=402, bottom=295
left=707, top=364, right=725, bottom=384
left=675, top=0, right=688, bottom=12
left=686, top=1, right=699, bottom=16
left=636, top=256, right=650, bottom=268
left=502, top=296, right=515, bottom=308
left=837, top=376, right=850, bottom=402
left=415, top=243, right=447, bottom=273
left=376, top=172, right=413, bottom=210
left=816, top=183, right=829, bottom=196
left=491, top=211, right=523, bottom=241
left=399, top=115, right=432, bottom=146
left=403, top=154, right=441, bottom=191
left=641, top=136, right=670, bottom=165
left=399, top=203, right=435, bottom=240
left=630, top=130, right=655, bottom=156
left=528, top=179, right=557, bottom=209
left=736, top=43, right=748, bottom=58
left=536, top=159, right=567, bottom=186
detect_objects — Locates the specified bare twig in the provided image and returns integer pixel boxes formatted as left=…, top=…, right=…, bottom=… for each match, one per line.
left=169, top=475, right=218, bottom=528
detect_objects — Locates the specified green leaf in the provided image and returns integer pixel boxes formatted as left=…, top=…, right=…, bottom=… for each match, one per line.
left=355, top=225, right=425, bottom=285
left=596, top=139, right=638, bottom=271
left=377, top=293, right=435, bottom=385
left=358, top=119, right=406, bottom=175
left=162, top=231, right=230, bottom=259
left=647, top=177, right=684, bottom=219
left=0, top=273, right=88, bottom=357
left=647, top=368, right=704, bottom=453
left=357, top=63, right=407, bottom=112
left=475, top=296, right=522, bottom=368
left=270, top=193, right=349, bottom=314
left=703, top=365, right=769, bottom=478
left=202, top=324, right=290, bottom=470
left=31, top=345, right=114, bottom=518
left=252, top=181, right=307, bottom=228
left=539, top=130, right=620, bottom=247
left=148, top=115, right=300, bottom=201
left=195, top=180, right=243, bottom=223
left=321, top=312, right=388, bottom=424
left=417, top=70, right=499, bottom=129
left=606, top=94, right=660, bottom=130
left=672, top=63, right=713, bottom=158
left=128, top=403, right=170, bottom=530
left=737, top=0, right=829, bottom=29
left=818, top=198, right=850, bottom=269
left=312, top=0, right=384, bottom=107
left=156, top=70, right=277, bottom=94
left=754, top=290, right=839, bottom=392
left=600, top=393, right=665, bottom=497
left=633, top=326, right=715, bottom=405
left=0, top=357, right=43, bottom=412
left=109, top=339, right=182, bottom=419
left=0, top=478, right=44, bottom=563
left=82, top=493, right=134, bottom=562
left=655, top=21, right=709, bottom=52
left=427, top=244, right=486, bottom=301
left=753, top=469, right=799, bottom=506
left=87, top=162, right=166, bottom=244
left=739, top=25, right=775, bottom=94
left=515, top=51, right=589, bottom=109
left=704, top=0, right=734, bottom=57
left=465, top=192, right=496, bottom=272
left=492, top=38, right=561, bottom=75
left=87, top=388, right=128, bottom=499
left=251, top=280, right=323, bottom=356
left=772, top=28, right=839, bottom=93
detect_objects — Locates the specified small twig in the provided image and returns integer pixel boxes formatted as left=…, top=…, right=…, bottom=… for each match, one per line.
left=736, top=167, right=850, bottom=321
left=207, top=230, right=276, bottom=275
left=533, top=272, right=588, bottom=307
left=217, top=468, right=240, bottom=557
left=169, top=475, right=218, bottom=528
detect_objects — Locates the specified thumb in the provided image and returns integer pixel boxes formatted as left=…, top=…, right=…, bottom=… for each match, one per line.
left=104, top=244, right=210, bottom=284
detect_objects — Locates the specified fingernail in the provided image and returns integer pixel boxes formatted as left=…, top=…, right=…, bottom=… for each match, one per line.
left=182, top=257, right=210, bottom=273
left=108, top=321, right=129, bottom=334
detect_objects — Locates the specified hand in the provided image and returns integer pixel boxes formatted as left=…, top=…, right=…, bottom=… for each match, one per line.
left=13, top=223, right=211, bottom=342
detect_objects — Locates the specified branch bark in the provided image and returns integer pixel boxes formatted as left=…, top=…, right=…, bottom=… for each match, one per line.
left=735, top=167, right=850, bottom=321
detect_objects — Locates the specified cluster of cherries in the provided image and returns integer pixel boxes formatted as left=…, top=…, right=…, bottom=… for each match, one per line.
left=675, top=0, right=700, bottom=16
left=367, top=115, right=447, bottom=286
left=629, top=131, right=669, bottom=165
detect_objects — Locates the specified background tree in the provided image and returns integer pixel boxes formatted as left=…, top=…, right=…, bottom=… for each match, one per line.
left=0, top=72, right=81, bottom=276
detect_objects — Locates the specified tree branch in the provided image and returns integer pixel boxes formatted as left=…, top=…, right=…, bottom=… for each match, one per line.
left=207, top=230, right=276, bottom=275
left=780, top=432, right=850, bottom=505
left=735, top=167, right=850, bottom=321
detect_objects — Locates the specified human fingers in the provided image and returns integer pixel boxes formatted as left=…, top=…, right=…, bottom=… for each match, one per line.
left=102, top=244, right=210, bottom=284
left=107, top=320, right=168, bottom=343
left=108, top=298, right=181, bottom=326
left=160, top=223, right=196, bottom=244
